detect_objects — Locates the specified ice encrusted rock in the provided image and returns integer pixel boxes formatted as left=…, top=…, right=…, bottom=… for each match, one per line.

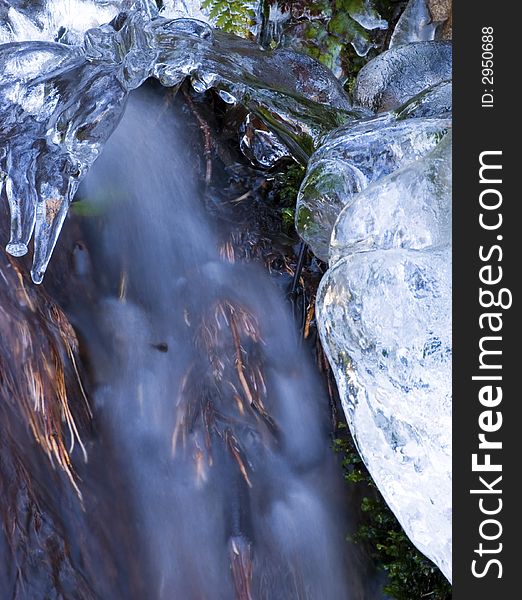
left=295, top=115, right=450, bottom=260
left=317, top=247, right=452, bottom=581
left=395, top=80, right=452, bottom=119
left=0, top=0, right=159, bottom=44
left=316, top=130, right=452, bottom=581
left=0, top=0, right=213, bottom=44
left=389, top=0, right=437, bottom=48
left=1, top=7, right=354, bottom=282
left=353, top=41, right=452, bottom=112
left=329, top=132, right=451, bottom=264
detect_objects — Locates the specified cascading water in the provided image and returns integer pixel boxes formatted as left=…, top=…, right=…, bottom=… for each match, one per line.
left=1, top=1, right=453, bottom=594
left=61, top=87, right=376, bottom=599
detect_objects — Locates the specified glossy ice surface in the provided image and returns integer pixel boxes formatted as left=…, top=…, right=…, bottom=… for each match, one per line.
left=353, top=40, right=452, bottom=112
left=329, top=132, right=451, bottom=264
left=317, top=246, right=452, bottom=581
left=1, top=2, right=351, bottom=282
left=296, top=115, right=450, bottom=260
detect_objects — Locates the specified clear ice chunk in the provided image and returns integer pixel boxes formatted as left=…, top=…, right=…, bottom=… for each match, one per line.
left=1, top=41, right=83, bottom=256
left=348, top=0, right=388, bottom=31
left=389, top=0, right=437, bottom=48
left=0, top=0, right=133, bottom=44
left=316, top=246, right=452, bottom=581
left=2, top=9, right=355, bottom=282
left=295, top=115, right=450, bottom=260
left=353, top=41, right=452, bottom=112
left=0, top=35, right=129, bottom=281
left=240, top=113, right=290, bottom=168
left=329, top=132, right=451, bottom=265
left=316, top=125, right=453, bottom=581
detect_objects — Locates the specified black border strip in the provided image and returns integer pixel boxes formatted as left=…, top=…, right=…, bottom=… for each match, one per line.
left=453, top=2, right=519, bottom=596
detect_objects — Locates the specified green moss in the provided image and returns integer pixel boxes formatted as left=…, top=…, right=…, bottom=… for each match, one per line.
left=272, top=163, right=306, bottom=235
left=277, top=163, right=306, bottom=205
left=201, top=0, right=255, bottom=36
left=281, top=206, right=296, bottom=229
left=334, top=425, right=452, bottom=600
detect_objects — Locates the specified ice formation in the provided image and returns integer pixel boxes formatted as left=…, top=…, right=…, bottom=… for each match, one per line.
left=329, top=132, right=451, bottom=264
left=395, top=80, right=452, bottom=120
left=255, top=1, right=290, bottom=49
left=0, top=1, right=212, bottom=44
left=1, top=3, right=353, bottom=282
left=346, top=0, right=388, bottom=32
left=296, top=30, right=453, bottom=582
left=317, top=246, right=452, bottom=581
left=295, top=115, right=450, bottom=260
left=0, top=0, right=124, bottom=44
left=240, top=113, right=290, bottom=168
left=353, top=41, right=452, bottom=112
left=311, top=132, right=453, bottom=584
left=389, top=0, right=437, bottom=48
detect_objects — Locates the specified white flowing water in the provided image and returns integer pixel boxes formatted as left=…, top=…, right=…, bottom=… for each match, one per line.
left=68, top=87, right=376, bottom=599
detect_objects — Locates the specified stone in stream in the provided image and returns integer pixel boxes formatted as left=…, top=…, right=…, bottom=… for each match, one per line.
left=316, top=246, right=452, bottom=582
left=295, top=115, right=450, bottom=261
left=353, top=41, right=452, bottom=112
left=329, top=132, right=451, bottom=265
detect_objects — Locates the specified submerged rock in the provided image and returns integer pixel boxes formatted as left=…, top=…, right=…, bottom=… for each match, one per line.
left=317, top=246, right=452, bottom=582
left=353, top=41, right=452, bottom=112
left=329, top=132, right=451, bottom=264
left=295, top=116, right=449, bottom=260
